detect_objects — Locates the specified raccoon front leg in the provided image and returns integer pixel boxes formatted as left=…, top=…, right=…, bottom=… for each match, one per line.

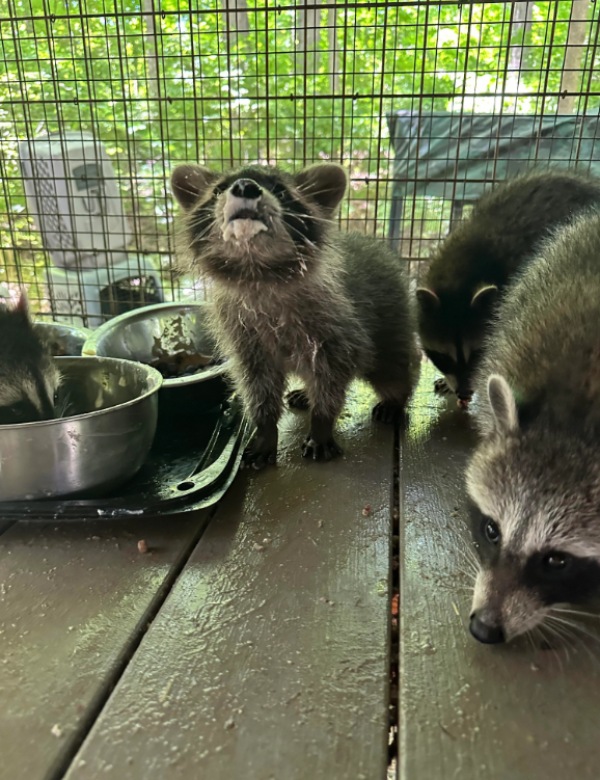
left=231, top=353, right=285, bottom=470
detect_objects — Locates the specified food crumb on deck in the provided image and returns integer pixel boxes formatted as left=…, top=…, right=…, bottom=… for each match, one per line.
left=137, top=539, right=149, bottom=554
left=361, top=504, right=372, bottom=517
left=50, top=724, right=63, bottom=738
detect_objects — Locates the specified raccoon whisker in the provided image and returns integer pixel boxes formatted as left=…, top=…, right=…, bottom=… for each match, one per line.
left=188, top=220, right=217, bottom=246
left=451, top=546, right=479, bottom=579
left=528, top=625, right=544, bottom=654
left=537, top=622, right=571, bottom=668
left=547, top=614, right=600, bottom=645
left=280, top=220, right=316, bottom=248
left=547, top=617, right=600, bottom=665
left=280, top=209, right=331, bottom=226
left=551, top=607, right=600, bottom=621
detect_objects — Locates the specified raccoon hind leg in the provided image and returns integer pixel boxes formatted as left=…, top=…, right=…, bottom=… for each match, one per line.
left=369, top=357, right=420, bottom=424
left=433, top=376, right=453, bottom=396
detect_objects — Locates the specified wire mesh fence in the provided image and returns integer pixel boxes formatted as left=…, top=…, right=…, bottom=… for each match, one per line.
left=0, top=1, right=598, bottom=325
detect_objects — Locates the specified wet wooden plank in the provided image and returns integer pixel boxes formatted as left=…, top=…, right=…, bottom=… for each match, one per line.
left=398, top=367, right=600, bottom=780
left=64, top=382, right=393, bottom=780
left=0, top=512, right=212, bottom=780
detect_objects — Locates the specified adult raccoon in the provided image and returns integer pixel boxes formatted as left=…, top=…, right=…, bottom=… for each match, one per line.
left=171, top=162, right=420, bottom=468
left=417, top=169, right=600, bottom=405
left=466, top=209, right=600, bottom=644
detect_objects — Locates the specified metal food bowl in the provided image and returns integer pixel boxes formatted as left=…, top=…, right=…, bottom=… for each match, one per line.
left=0, top=356, right=162, bottom=502
left=82, top=302, right=229, bottom=412
left=34, top=320, right=91, bottom=357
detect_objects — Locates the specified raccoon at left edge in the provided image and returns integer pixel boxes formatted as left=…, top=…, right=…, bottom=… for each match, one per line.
left=171, top=162, right=420, bottom=469
left=0, top=294, right=59, bottom=425
left=465, top=209, right=600, bottom=645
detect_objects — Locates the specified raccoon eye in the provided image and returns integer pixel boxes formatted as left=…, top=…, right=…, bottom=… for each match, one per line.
left=483, top=518, right=501, bottom=545
left=268, top=182, right=287, bottom=200
left=542, top=551, right=570, bottom=572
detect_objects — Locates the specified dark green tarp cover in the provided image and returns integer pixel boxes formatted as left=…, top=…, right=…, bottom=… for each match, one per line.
left=386, top=110, right=600, bottom=242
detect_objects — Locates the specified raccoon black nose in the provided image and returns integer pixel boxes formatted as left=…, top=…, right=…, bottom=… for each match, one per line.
left=469, top=614, right=505, bottom=644
left=231, top=179, right=262, bottom=200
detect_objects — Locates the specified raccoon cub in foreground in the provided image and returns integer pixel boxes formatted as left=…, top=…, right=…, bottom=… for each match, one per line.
left=466, top=210, right=600, bottom=645
left=171, top=162, right=420, bottom=468
left=0, top=295, right=58, bottom=424
left=418, top=170, right=600, bottom=405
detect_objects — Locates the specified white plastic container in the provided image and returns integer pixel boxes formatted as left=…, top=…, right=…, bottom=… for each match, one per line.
left=46, top=254, right=164, bottom=328
left=19, top=131, right=131, bottom=269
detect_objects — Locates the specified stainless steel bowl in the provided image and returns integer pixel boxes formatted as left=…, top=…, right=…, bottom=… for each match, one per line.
left=34, top=321, right=91, bottom=357
left=82, top=302, right=229, bottom=411
left=0, top=356, right=162, bottom=502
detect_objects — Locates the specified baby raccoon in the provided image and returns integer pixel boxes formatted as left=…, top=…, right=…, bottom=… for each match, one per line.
left=0, top=295, right=59, bottom=424
left=466, top=209, right=600, bottom=644
left=417, top=169, right=600, bottom=405
left=171, top=162, right=420, bottom=468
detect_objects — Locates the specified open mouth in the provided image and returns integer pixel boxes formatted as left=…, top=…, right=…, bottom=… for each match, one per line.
left=228, top=207, right=264, bottom=223
left=222, top=214, right=268, bottom=243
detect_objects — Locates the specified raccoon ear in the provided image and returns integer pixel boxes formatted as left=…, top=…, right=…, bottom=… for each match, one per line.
left=294, top=164, right=347, bottom=214
left=487, top=374, right=519, bottom=434
left=471, top=284, right=498, bottom=311
left=14, top=291, right=31, bottom=321
left=171, top=165, right=218, bottom=210
left=416, top=287, right=440, bottom=312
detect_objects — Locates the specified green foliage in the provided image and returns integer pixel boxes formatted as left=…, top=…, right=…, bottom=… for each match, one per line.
left=0, top=0, right=597, bottom=306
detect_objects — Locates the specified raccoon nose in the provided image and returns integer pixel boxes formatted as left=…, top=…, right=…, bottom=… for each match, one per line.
left=469, top=613, right=505, bottom=644
left=230, top=179, right=262, bottom=200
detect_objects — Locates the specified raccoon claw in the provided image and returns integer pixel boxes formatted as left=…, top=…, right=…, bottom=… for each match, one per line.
left=301, top=436, right=343, bottom=462
left=241, top=447, right=277, bottom=470
left=286, top=389, right=310, bottom=411
left=372, top=400, right=407, bottom=424
left=434, top=377, right=452, bottom=396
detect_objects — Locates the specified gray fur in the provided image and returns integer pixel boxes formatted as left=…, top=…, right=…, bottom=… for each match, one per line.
left=172, top=162, right=420, bottom=468
left=0, top=295, right=58, bottom=424
left=466, top=209, right=600, bottom=643
left=418, top=169, right=600, bottom=403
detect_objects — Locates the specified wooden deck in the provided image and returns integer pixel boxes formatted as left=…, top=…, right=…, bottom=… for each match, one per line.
left=1, top=368, right=599, bottom=780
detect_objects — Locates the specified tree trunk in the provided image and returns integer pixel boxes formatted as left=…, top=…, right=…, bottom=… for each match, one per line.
left=558, top=0, right=592, bottom=114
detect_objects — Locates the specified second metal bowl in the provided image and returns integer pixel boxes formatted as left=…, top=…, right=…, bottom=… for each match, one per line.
left=82, top=301, right=230, bottom=411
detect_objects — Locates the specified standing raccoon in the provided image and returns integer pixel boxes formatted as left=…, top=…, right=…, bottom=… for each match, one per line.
left=0, top=295, right=58, bottom=424
left=171, top=162, right=420, bottom=468
left=417, top=169, right=600, bottom=404
left=466, top=209, right=600, bottom=644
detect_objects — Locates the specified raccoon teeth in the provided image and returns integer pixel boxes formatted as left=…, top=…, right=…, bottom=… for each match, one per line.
left=223, top=219, right=268, bottom=243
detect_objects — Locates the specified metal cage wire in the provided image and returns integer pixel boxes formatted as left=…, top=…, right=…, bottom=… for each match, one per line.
left=0, top=1, right=598, bottom=325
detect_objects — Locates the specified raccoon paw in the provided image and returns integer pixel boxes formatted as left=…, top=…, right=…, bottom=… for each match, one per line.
left=372, top=400, right=407, bottom=424
left=433, top=377, right=452, bottom=396
left=286, top=389, right=310, bottom=411
left=241, top=446, right=277, bottom=470
left=301, top=436, right=343, bottom=462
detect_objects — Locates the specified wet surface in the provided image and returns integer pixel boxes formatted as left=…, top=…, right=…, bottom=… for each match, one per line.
left=60, top=381, right=394, bottom=780
left=0, top=513, right=210, bottom=780
left=399, top=363, right=600, bottom=780
left=4, top=368, right=600, bottom=780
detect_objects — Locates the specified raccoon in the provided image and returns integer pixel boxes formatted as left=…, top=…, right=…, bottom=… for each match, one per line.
left=417, top=169, right=600, bottom=405
left=171, top=162, right=420, bottom=468
left=0, top=295, right=59, bottom=424
left=465, top=209, right=600, bottom=644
